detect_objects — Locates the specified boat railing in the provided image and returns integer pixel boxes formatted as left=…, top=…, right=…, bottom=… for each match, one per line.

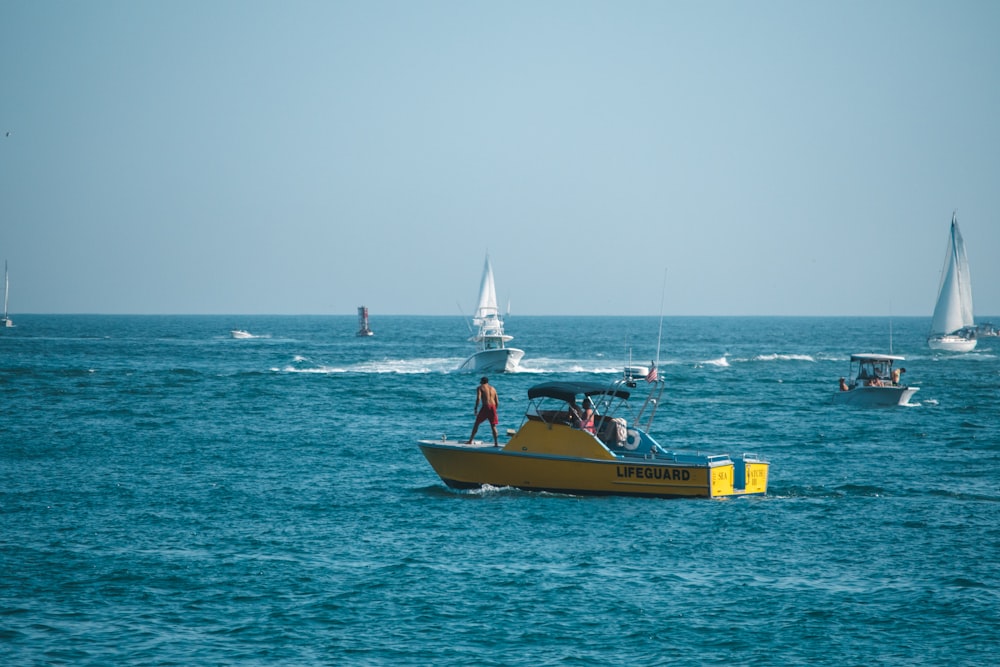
left=644, top=450, right=734, bottom=465
left=601, top=375, right=665, bottom=431
left=634, top=379, right=665, bottom=431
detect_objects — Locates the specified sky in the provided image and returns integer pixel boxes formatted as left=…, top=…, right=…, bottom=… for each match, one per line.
left=1, top=0, right=998, bottom=317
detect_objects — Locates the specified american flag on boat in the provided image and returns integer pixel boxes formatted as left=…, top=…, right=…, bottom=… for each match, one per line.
left=646, top=361, right=658, bottom=383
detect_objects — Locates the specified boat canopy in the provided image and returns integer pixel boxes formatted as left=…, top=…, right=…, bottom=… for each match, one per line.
left=527, top=381, right=631, bottom=403
left=849, top=353, right=905, bottom=362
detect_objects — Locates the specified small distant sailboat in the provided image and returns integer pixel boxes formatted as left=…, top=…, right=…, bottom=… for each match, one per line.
left=1, top=261, right=13, bottom=328
left=927, top=213, right=976, bottom=352
left=356, top=306, right=374, bottom=337
left=457, top=255, right=524, bottom=373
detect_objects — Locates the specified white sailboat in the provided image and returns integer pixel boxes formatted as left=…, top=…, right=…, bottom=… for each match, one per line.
left=457, top=255, right=524, bottom=373
left=1, top=261, right=12, bottom=328
left=928, top=213, right=976, bottom=352
left=356, top=306, right=374, bottom=337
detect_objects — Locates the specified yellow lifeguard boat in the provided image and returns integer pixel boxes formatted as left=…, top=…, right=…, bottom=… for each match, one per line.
left=418, top=378, right=768, bottom=499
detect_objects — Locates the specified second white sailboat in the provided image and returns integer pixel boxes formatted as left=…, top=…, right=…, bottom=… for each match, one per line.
left=928, top=213, right=976, bottom=352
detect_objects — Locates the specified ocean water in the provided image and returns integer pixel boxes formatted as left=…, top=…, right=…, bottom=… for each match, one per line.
left=1, top=315, right=998, bottom=666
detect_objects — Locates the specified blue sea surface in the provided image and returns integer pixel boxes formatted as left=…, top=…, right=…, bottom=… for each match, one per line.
left=2, top=315, right=998, bottom=665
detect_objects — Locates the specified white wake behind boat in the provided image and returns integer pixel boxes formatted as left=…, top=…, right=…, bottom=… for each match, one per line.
left=833, top=354, right=919, bottom=407
left=457, top=255, right=524, bottom=373
left=928, top=213, right=976, bottom=352
left=1, top=260, right=13, bottom=328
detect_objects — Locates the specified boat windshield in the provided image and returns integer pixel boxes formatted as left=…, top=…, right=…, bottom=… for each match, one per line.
left=857, top=359, right=892, bottom=382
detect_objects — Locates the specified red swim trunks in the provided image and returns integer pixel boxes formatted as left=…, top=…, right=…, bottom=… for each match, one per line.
left=475, top=404, right=498, bottom=426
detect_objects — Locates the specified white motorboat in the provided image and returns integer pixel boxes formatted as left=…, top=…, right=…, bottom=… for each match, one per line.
left=927, top=213, right=976, bottom=352
left=833, top=354, right=919, bottom=407
left=230, top=329, right=254, bottom=339
left=457, top=255, right=524, bottom=373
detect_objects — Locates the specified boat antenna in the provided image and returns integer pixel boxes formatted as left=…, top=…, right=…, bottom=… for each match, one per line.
left=889, top=317, right=894, bottom=355
left=655, top=268, right=667, bottom=366
left=621, top=337, right=637, bottom=386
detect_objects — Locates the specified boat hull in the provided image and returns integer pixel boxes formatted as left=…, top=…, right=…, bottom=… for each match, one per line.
left=417, top=440, right=767, bottom=499
left=927, top=335, right=976, bottom=352
left=457, top=347, right=524, bottom=373
left=833, top=386, right=919, bottom=407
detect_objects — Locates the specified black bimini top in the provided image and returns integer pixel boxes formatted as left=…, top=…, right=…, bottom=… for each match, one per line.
left=526, top=381, right=631, bottom=403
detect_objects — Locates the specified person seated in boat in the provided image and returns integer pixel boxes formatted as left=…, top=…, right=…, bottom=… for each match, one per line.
left=864, top=376, right=883, bottom=387
left=891, top=367, right=905, bottom=385
left=839, top=377, right=849, bottom=392
left=579, top=398, right=596, bottom=433
left=564, top=398, right=597, bottom=433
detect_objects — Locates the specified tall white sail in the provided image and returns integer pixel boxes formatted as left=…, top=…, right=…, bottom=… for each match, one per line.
left=1, top=261, right=11, bottom=328
left=928, top=214, right=975, bottom=351
left=473, top=256, right=500, bottom=325
left=471, top=255, right=509, bottom=342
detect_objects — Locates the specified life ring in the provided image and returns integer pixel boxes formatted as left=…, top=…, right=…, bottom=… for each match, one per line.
left=624, top=429, right=640, bottom=450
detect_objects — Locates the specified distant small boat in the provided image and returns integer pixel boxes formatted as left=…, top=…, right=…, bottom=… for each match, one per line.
left=356, top=306, right=374, bottom=337
left=457, top=255, right=523, bottom=372
left=974, top=322, right=999, bottom=337
left=622, top=346, right=654, bottom=385
left=833, top=353, right=919, bottom=407
left=624, top=366, right=649, bottom=382
left=1, top=260, right=13, bottom=328
left=230, top=329, right=253, bottom=339
left=928, top=213, right=976, bottom=352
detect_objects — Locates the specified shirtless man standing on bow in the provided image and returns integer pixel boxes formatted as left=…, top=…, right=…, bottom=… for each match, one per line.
left=468, top=376, right=500, bottom=446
